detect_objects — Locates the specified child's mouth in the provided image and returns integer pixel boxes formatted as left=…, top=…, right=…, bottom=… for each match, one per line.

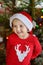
left=17, top=31, right=23, bottom=34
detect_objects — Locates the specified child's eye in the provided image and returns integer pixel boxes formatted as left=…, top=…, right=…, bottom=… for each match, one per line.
left=13, top=25, right=17, bottom=27
left=20, top=25, right=23, bottom=27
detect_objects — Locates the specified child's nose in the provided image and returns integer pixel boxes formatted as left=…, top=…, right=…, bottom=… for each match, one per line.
left=17, top=26, right=20, bottom=31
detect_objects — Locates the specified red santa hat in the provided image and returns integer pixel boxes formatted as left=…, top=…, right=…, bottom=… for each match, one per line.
left=10, top=11, right=33, bottom=31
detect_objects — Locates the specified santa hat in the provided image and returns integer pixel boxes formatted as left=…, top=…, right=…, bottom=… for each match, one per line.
left=10, top=11, right=33, bottom=31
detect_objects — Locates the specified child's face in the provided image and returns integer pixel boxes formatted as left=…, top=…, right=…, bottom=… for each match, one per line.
left=12, top=18, right=29, bottom=38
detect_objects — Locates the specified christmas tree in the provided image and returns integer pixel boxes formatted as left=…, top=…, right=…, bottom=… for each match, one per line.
left=0, top=0, right=43, bottom=65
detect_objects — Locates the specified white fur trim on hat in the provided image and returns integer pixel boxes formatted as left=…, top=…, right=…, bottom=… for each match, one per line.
left=10, top=13, right=33, bottom=31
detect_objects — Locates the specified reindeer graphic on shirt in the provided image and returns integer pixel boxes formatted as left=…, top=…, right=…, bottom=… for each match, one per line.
left=14, top=44, right=30, bottom=62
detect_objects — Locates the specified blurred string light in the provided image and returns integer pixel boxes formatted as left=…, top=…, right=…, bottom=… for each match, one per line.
left=36, top=24, right=39, bottom=28
left=35, top=20, right=42, bottom=28
left=33, top=20, right=42, bottom=29
left=41, top=9, right=43, bottom=12
left=41, top=16, right=43, bottom=18
left=0, top=2, right=2, bottom=8
left=37, top=14, right=43, bottom=27
left=39, top=23, right=42, bottom=27
left=6, top=36, right=8, bottom=39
